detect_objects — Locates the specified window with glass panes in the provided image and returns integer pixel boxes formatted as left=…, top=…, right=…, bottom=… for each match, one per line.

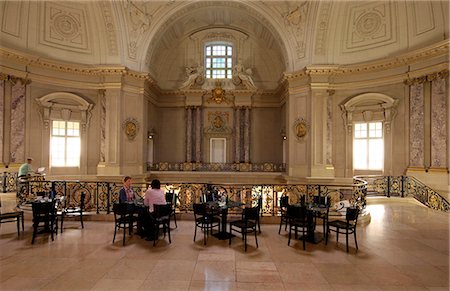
left=353, top=122, right=384, bottom=170
left=205, top=44, right=232, bottom=79
left=50, top=120, right=80, bottom=167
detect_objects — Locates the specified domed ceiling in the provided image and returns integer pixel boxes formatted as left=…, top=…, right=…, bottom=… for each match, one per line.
left=0, top=0, right=447, bottom=90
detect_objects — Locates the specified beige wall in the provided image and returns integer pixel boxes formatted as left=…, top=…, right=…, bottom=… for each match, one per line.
left=251, top=107, right=283, bottom=163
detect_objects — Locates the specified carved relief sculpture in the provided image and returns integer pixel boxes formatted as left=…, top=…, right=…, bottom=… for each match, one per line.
left=123, top=118, right=139, bottom=141
left=180, top=65, right=205, bottom=89
left=232, top=60, right=256, bottom=90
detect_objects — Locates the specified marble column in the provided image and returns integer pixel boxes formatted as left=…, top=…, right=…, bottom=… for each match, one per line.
left=99, top=89, right=106, bottom=163
left=195, top=106, right=202, bottom=162
left=326, top=90, right=334, bottom=165
left=186, top=107, right=193, bottom=162
left=0, top=80, right=4, bottom=163
left=430, top=73, right=448, bottom=168
left=10, top=80, right=26, bottom=163
left=97, top=88, right=122, bottom=175
left=234, top=107, right=241, bottom=162
left=244, top=107, right=250, bottom=163
left=409, top=79, right=425, bottom=167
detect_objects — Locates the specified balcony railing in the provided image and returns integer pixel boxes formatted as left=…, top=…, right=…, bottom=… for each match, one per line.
left=9, top=177, right=366, bottom=216
left=355, top=175, right=449, bottom=212
left=5, top=172, right=446, bottom=213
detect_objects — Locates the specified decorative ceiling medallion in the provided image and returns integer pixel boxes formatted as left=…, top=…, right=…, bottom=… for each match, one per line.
left=123, top=117, right=139, bottom=141
left=293, top=118, right=308, bottom=140
left=355, top=12, right=382, bottom=37
left=53, top=14, right=80, bottom=39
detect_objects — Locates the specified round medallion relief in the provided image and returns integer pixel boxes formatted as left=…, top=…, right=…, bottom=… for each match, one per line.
left=355, top=12, right=382, bottom=36
left=53, top=14, right=79, bottom=39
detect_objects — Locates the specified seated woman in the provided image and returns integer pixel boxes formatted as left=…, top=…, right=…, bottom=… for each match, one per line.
left=142, top=179, right=167, bottom=240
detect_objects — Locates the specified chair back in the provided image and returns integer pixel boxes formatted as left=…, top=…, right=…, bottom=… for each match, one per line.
left=346, top=207, right=359, bottom=224
left=313, top=195, right=329, bottom=206
left=287, top=205, right=307, bottom=220
left=153, top=204, right=171, bottom=219
left=280, top=196, right=289, bottom=208
left=112, top=203, right=129, bottom=217
left=243, top=207, right=259, bottom=222
left=32, top=201, right=54, bottom=219
left=165, top=192, right=174, bottom=204
left=193, top=203, right=206, bottom=217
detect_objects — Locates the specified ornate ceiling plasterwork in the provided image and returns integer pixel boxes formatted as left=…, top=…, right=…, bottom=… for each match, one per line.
left=144, top=1, right=289, bottom=71
left=283, top=40, right=449, bottom=81
left=41, top=2, right=90, bottom=53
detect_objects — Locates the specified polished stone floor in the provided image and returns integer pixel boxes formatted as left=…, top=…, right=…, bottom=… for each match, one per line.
left=0, top=197, right=448, bottom=290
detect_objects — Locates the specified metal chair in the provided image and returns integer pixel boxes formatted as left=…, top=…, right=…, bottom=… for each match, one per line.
left=193, top=203, right=220, bottom=245
left=60, top=192, right=86, bottom=232
left=0, top=200, right=24, bottom=237
left=326, top=207, right=360, bottom=252
left=278, top=195, right=289, bottom=234
left=229, top=206, right=259, bottom=252
left=112, top=203, right=133, bottom=246
left=287, top=205, right=309, bottom=250
left=31, top=200, right=58, bottom=244
left=165, top=192, right=178, bottom=228
left=152, top=204, right=172, bottom=246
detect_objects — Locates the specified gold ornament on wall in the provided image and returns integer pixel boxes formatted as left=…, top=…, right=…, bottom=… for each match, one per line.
left=123, top=117, right=139, bottom=141
left=293, top=118, right=308, bottom=139
left=208, top=80, right=230, bottom=104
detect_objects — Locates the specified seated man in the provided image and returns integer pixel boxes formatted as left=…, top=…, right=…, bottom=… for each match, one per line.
left=119, top=176, right=135, bottom=203
left=18, top=157, right=34, bottom=178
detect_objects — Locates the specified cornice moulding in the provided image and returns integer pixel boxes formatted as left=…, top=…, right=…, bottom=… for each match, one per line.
left=283, top=40, right=449, bottom=81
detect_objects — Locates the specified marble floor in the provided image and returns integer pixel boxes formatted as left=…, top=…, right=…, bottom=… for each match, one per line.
left=0, top=197, right=448, bottom=291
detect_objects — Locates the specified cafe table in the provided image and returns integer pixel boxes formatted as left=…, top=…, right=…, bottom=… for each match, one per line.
left=207, top=201, right=244, bottom=240
left=293, top=203, right=329, bottom=244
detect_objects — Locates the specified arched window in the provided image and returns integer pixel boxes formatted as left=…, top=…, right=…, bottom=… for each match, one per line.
left=205, top=43, right=233, bottom=79
left=341, top=93, right=398, bottom=175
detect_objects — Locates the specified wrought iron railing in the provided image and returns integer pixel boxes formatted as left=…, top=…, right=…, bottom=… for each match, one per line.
left=11, top=177, right=367, bottom=216
left=355, top=175, right=449, bottom=212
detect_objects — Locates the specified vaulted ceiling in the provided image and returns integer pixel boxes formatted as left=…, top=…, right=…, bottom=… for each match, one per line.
left=0, top=0, right=448, bottom=90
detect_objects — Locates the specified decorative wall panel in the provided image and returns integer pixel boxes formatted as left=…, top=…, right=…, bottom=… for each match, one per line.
left=431, top=77, right=447, bottom=168
left=409, top=83, right=424, bottom=167
left=314, top=2, right=332, bottom=56
left=41, top=2, right=90, bottom=52
left=1, top=1, right=22, bottom=37
left=99, top=1, right=118, bottom=56
left=344, top=2, right=395, bottom=52
left=412, top=1, right=435, bottom=35
left=10, top=82, right=25, bottom=163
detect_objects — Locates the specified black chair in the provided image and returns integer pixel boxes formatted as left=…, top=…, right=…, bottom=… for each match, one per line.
left=313, top=195, right=330, bottom=234
left=60, top=192, right=86, bottom=232
left=229, top=207, right=259, bottom=252
left=112, top=203, right=133, bottom=246
left=0, top=200, right=24, bottom=237
left=326, top=207, right=360, bottom=252
left=152, top=204, right=172, bottom=246
left=256, top=196, right=262, bottom=233
left=165, top=192, right=178, bottom=228
left=31, top=200, right=58, bottom=244
left=287, top=205, right=309, bottom=250
left=278, top=195, right=289, bottom=234
left=193, top=203, right=220, bottom=245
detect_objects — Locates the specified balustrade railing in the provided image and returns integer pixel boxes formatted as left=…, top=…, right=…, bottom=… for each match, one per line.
left=5, top=172, right=446, bottom=213
left=11, top=177, right=367, bottom=215
left=355, top=175, right=449, bottom=212
left=147, top=162, right=286, bottom=172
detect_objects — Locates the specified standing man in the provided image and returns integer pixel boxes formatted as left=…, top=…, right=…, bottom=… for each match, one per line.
left=18, top=157, right=34, bottom=178
left=119, top=176, right=135, bottom=203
